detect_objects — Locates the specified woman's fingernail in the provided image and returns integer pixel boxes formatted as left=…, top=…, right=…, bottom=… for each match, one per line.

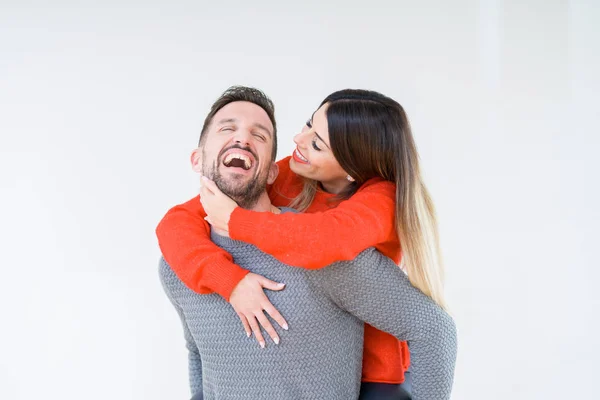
left=274, top=337, right=280, bottom=345
left=246, top=332, right=251, bottom=337
left=277, top=283, right=285, bottom=288
left=259, top=341, right=265, bottom=349
left=283, top=324, right=289, bottom=331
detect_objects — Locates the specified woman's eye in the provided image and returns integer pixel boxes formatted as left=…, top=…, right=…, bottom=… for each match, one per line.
left=306, top=119, right=312, bottom=128
left=311, top=138, right=321, bottom=151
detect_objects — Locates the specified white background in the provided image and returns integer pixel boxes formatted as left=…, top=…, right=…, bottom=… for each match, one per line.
left=1, top=1, right=598, bottom=399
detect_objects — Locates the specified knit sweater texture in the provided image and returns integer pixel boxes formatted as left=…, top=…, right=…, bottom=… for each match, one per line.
left=159, top=228, right=456, bottom=400
left=156, top=156, right=409, bottom=383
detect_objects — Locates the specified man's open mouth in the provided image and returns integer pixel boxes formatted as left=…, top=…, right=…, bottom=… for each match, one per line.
left=223, top=153, right=253, bottom=170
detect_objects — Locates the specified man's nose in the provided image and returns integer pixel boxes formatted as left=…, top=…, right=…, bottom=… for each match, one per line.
left=233, top=129, right=252, bottom=146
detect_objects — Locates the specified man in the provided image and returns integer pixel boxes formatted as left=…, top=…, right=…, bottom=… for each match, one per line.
left=159, top=86, right=456, bottom=400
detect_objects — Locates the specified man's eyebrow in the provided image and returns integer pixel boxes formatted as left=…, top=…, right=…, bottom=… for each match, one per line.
left=253, top=123, right=273, bottom=137
left=314, top=131, right=331, bottom=149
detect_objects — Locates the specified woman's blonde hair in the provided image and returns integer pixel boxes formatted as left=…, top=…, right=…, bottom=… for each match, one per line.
left=292, top=89, right=446, bottom=309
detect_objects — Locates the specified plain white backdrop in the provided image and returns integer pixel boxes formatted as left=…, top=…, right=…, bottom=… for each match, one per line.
left=1, top=1, right=598, bottom=399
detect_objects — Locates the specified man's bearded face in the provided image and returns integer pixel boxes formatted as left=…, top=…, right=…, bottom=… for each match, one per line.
left=198, top=101, right=275, bottom=209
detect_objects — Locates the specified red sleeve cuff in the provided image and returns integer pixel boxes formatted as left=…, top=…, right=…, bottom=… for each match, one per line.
left=228, top=207, right=258, bottom=243
left=200, top=256, right=251, bottom=301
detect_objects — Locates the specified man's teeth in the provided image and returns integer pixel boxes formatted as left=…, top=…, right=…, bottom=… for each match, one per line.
left=224, top=153, right=252, bottom=169
left=295, top=149, right=308, bottom=162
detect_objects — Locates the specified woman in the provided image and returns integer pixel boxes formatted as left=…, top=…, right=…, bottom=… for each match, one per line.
left=157, top=89, right=445, bottom=399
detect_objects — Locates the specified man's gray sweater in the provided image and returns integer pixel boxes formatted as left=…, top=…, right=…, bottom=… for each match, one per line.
left=160, top=232, right=457, bottom=400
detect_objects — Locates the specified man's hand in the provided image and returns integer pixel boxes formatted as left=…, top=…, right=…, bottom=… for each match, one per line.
left=229, top=272, right=289, bottom=348
left=200, top=176, right=237, bottom=232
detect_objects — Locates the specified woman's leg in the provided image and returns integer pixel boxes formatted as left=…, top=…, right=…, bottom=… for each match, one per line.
left=400, top=370, right=412, bottom=394
left=359, top=382, right=411, bottom=400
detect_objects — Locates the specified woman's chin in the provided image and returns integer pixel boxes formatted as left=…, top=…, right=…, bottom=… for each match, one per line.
left=289, top=158, right=311, bottom=177
left=289, top=157, right=304, bottom=173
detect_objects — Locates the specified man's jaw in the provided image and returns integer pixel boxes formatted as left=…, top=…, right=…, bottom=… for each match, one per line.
left=203, top=145, right=271, bottom=211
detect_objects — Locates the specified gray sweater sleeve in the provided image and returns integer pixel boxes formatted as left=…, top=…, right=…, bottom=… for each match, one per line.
left=178, top=303, right=204, bottom=396
left=310, top=248, right=457, bottom=400
left=159, top=259, right=203, bottom=396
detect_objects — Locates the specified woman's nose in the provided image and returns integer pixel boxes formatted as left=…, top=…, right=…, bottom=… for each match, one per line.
left=293, top=129, right=309, bottom=146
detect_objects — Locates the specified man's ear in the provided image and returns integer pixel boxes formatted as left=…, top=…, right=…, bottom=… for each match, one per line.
left=190, top=148, right=203, bottom=173
left=267, top=162, right=279, bottom=185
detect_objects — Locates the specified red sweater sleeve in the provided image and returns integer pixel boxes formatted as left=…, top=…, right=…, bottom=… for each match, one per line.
left=228, top=180, right=398, bottom=269
left=155, top=196, right=250, bottom=301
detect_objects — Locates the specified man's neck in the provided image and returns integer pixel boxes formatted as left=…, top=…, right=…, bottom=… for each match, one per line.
left=246, top=191, right=275, bottom=213
left=212, top=191, right=279, bottom=237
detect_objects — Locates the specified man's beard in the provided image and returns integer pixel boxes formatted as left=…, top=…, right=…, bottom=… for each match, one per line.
left=202, top=147, right=269, bottom=209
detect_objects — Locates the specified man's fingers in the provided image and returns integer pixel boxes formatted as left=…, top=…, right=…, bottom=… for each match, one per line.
left=259, top=277, right=285, bottom=291
left=237, top=313, right=252, bottom=338
left=247, top=316, right=266, bottom=348
left=263, top=303, right=289, bottom=331
left=255, top=311, right=280, bottom=345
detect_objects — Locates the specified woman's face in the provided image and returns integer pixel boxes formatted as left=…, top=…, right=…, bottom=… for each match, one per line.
left=289, top=103, right=351, bottom=194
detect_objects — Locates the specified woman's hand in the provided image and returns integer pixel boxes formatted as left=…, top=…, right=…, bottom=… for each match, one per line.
left=229, top=272, right=289, bottom=348
left=199, top=175, right=238, bottom=232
